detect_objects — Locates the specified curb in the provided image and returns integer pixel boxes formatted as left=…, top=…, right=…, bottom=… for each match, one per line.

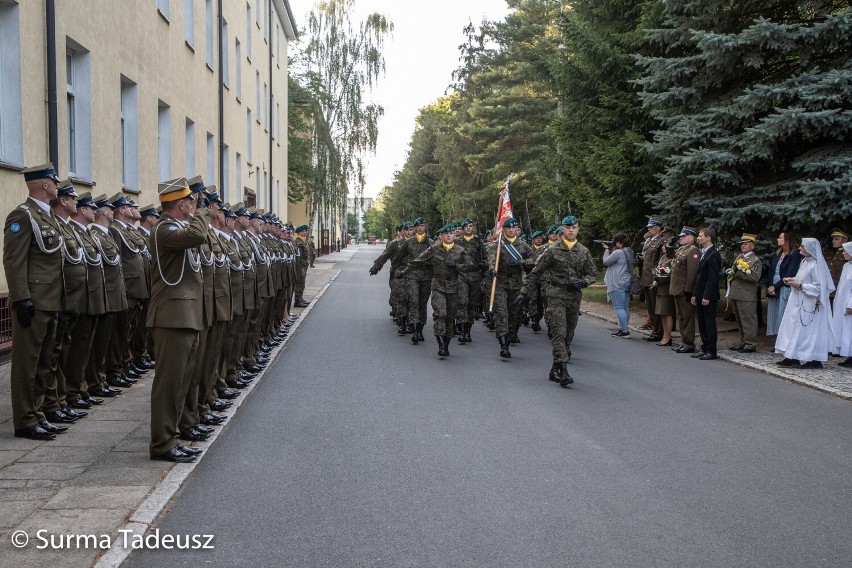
left=580, top=308, right=852, bottom=402
left=93, top=270, right=341, bottom=568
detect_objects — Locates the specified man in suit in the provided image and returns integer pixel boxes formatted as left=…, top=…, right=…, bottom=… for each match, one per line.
left=726, top=233, right=763, bottom=353
left=691, top=227, right=722, bottom=360
left=147, top=178, right=211, bottom=463
left=3, top=164, right=67, bottom=440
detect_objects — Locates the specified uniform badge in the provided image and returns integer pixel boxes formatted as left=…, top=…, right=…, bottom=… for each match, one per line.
left=9, top=222, right=21, bottom=233
left=168, top=225, right=178, bottom=231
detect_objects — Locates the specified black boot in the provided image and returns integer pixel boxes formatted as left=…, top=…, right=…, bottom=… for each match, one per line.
left=557, top=362, right=574, bottom=387
left=437, top=335, right=449, bottom=357
left=463, top=322, right=473, bottom=343
left=548, top=363, right=560, bottom=382
left=397, top=317, right=408, bottom=335
left=412, top=323, right=421, bottom=344
left=457, top=322, right=468, bottom=344
left=498, top=335, right=511, bottom=359
left=406, top=323, right=415, bottom=335
left=531, top=319, right=541, bottom=332
left=486, top=313, right=496, bottom=331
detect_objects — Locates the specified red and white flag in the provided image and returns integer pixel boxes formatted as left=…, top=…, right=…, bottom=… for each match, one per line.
left=494, top=175, right=514, bottom=234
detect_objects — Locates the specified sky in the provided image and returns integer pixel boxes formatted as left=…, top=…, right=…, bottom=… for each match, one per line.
left=291, top=0, right=510, bottom=199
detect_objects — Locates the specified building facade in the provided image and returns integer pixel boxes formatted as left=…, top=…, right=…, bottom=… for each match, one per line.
left=0, top=0, right=298, bottom=297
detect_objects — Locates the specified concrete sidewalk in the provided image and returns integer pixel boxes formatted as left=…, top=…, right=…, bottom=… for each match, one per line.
left=0, top=246, right=359, bottom=568
left=580, top=288, right=852, bottom=401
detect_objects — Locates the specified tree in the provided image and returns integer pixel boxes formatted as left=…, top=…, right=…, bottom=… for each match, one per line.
left=363, top=206, right=388, bottom=238
left=291, top=0, right=393, bottom=231
left=346, top=212, right=360, bottom=237
left=637, top=0, right=852, bottom=236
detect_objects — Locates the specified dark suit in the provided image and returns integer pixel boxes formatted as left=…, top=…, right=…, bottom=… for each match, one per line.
left=693, top=245, right=722, bottom=355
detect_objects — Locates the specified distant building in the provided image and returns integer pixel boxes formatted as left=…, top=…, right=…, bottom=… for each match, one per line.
left=347, top=197, right=374, bottom=237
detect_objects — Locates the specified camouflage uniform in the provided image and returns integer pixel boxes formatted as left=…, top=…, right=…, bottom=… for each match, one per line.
left=454, top=234, right=485, bottom=324
left=371, top=236, right=405, bottom=317
left=526, top=243, right=549, bottom=326
left=486, top=235, right=533, bottom=339
left=521, top=239, right=596, bottom=363
left=407, top=242, right=476, bottom=336
left=394, top=234, right=433, bottom=327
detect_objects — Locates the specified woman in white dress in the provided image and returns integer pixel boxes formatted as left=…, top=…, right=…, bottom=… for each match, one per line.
left=831, top=241, right=852, bottom=367
left=774, top=238, right=836, bottom=369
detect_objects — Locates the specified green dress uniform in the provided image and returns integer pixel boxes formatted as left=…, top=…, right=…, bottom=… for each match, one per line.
left=521, top=237, right=596, bottom=368
left=218, top=228, right=246, bottom=393
left=640, top=226, right=666, bottom=336
left=293, top=229, right=310, bottom=305
left=669, top=237, right=700, bottom=350
left=4, top=192, right=64, bottom=434
left=726, top=235, right=763, bottom=352
left=147, top=182, right=211, bottom=460
left=407, top=237, right=476, bottom=353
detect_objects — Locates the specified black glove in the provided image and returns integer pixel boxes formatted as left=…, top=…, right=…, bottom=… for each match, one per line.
left=488, top=267, right=497, bottom=278
left=396, top=268, right=407, bottom=278
left=368, top=266, right=379, bottom=276
left=13, top=299, right=34, bottom=328
left=506, top=258, right=519, bottom=266
left=446, top=259, right=457, bottom=269
left=573, top=279, right=589, bottom=291
left=513, top=293, right=528, bottom=306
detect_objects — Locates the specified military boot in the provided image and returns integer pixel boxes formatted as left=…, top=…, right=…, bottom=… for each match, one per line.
left=531, top=319, right=541, bottom=332
left=406, top=323, right=415, bottom=335
left=437, top=336, right=449, bottom=357
left=548, top=363, right=560, bottom=382
left=486, top=313, right=496, bottom=331
left=397, top=317, right=408, bottom=335
left=453, top=322, right=460, bottom=337
left=416, top=323, right=426, bottom=342
left=557, top=363, right=574, bottom=387
left=498, top=335, right=511, bottom=359
left=457, top=322, right=468, bottom=344
left=463, top=322, right=473, bottom=343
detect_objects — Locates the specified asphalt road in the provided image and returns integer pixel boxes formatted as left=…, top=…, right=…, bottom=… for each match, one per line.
left=123, top=247, right=852, bottom=568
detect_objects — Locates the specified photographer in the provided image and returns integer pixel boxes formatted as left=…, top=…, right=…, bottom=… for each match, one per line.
left=601, top=233, right=634, bottom=337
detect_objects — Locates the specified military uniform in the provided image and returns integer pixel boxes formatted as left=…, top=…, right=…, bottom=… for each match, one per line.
left=520, top=216, right=596, bottom=384
left=525, top=233, right=548, bottom=330
left=669, top=227, right=700, bottom=351
left=486, top=224, right=533, bottom=349
left=407, top=228, right=476, bottom=355
left=640, top=222, right=666, bottom=337
left=147, top=178, right=211, bottom=462
left=394, top=218, right=433, bottom=342
left=293, top=225, right=310, bottom=307
left=828, top=229, right=849, bottom=303
left=454, top=219, right=486, bottom=342
left=3, top=164, right=65, bottom=439
left=726, top=234, right=763, bottom=352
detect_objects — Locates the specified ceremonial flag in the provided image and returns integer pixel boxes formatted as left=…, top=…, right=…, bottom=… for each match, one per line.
left=494, top=174, right=514, bottom=234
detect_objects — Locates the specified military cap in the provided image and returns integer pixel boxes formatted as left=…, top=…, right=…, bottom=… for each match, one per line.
left=76, top=192, right=96, bottom=209
left=461, top=218, right=473, bottom=227
left=662, top=225, right=675, bottom=234
left=436, top=224, right=454, bottom=235
left=187, top=176, right=206, bottom=194
left=530, top=230, right=544, bottom=240
left=502, top=217, right=519, bottom=228
left=139, top=204, right=160, bottom=218
left=250, top=209, right=263, bottom=220
left=208, top=192, right=223, bottom=205
left=485, top=229, right=493, bottom=235
left=232, top=202, right=249, bottom=217
left=402, top=221, right=412, bottom=229
left=561, top=215, right=578, bottom=226
left=738, top=233, right=758, bottom=244
left=679, top=226, right=697, bottom=237
left=412, top=217, right=426, bottom=226
left=646, top=218, right=663, bottom=228
left=223, top=207, right=238, bottom=219
left=110, top=192, right=131, bottom=209
left=127, top=199, right=140, bottom=208
left=395, top=223, right=402, bottom=232
left=57, top=180, right=78, bottom=199
left=295, top=225, right=309, bottom=233
left=158, top=177, right=192, bottom=202
left=93, top=194, right=115, bottom=209
left=831, top=228, right=849, bottom=240
left=22, top=162, right=61, bottom=183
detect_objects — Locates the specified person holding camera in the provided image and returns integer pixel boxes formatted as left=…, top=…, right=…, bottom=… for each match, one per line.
left=601, top=233, right=634, bottom=337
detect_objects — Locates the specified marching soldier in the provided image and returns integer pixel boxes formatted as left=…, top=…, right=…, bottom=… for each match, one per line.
left=670, top=227, right=700, bottom=353
left=404, top=224, right=476, bottom=356
left=525, top=230, right=548, bottom=332
left=147, top=178, right=210, bottom=463
left=516, top=215, right=596, bottom=386
left=88, top=195, right=128, bottom=394
left=64, top=193, right=109, bottom=409
left=293, top=224, right=311, bottom=307
left=454, top=218, right=485, bottom=343
left=394, top=217, right=433, bottom=343
left=4, top=164, right=67, bottom=440
left=725, top=233, right=763, bottom=353
left=486, top=217, right=532, bottom=358
left=369, top=222, right=407, bottom=330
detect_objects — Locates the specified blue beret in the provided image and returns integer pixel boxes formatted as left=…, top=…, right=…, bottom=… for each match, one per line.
left=502, top=218, right=519, bottom=228
left=561, top=215, right=578, bottom=226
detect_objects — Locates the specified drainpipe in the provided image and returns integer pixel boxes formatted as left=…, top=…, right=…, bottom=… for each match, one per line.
left=46, top=0, right=59, bottom=168
left=217, top=0, right=224, bottom=198
left=268, top=0, right=274, bottom=212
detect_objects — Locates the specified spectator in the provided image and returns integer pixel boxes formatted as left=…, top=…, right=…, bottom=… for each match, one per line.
left=774, top=238, right=836, bottom=369
left=831, top=242, right=852, bottom=367
left=765, top=231, right=801, bottom=336
left=602, top=233, right=634, bottom=338
left=691, top=227, right=722, bottom=360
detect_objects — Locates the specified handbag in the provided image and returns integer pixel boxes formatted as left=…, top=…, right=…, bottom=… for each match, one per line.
left=629, top=274, right=643, bottom=295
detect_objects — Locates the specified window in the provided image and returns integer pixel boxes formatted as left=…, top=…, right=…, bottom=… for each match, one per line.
left=185, top=118, right=195, bottom=178
left=157, top=0, right=170, bottom=20
left=221, top=18, right=229, bottom=86
left=263, top=171, right=267, bottom=206
left=206, top=133, right=214, bottom=185
left=246, top=109, right=252, bottom=163
left=205, top=0, right=213, bottom=68
left=184, top=0, right=194, bottom=46
left=271, top=95, right=275, bottom=140
left=120, top=77, right=138, bottom=190
left=263, top=0, right=268, bottom=41
left=275, top=101, right=280, bottom=142
left=255, top=166, right=260, bottom=199
left=0, top=1, right=24, bottom=166
left=221, top=144, right=230, bottom=200
left=246, top=4, right=252, bottom=60
left=263, top=82, right=268, bottom=131
left=66, top=39, right=92, bottom=181
left=235, top=39, right=242, bottom=99
left=255, top=71, right=260, bottom=121
left=235, top=152, right=242, bottom=201
left=276, top=22, right=280, bottom=61
left=255, top=0, right=260, bottom=26
left=157, top=100, right=171, bottom=182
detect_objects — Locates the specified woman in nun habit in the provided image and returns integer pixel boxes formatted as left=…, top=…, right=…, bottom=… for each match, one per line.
left=774, top=237, right=836, bottom=369
left=831, top=241, right=852, bottom=367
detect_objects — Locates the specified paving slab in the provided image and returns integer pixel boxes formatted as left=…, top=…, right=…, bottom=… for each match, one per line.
left=16, top=445, right=111, bottom=464
left=0, top=463, right=90, bottom=481
left=0, top=450, right=26, bottom=468
left=44, top=486, right=151, bottom=511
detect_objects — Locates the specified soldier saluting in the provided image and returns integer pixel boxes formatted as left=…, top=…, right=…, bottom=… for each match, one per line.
left=4, top=164, right=67, bottom=440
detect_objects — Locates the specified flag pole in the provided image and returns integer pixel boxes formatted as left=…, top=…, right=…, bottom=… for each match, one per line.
left=488, top=174, right=513, bottom=313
